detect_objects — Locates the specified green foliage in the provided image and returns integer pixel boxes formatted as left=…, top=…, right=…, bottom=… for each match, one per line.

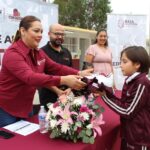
left=54, top=0, right=112, bottom=30
left=50, top=128, right=59, bottom=138
left=92, top=104, right=100, bottom=110
left=86, top=129, right=92, bottom=136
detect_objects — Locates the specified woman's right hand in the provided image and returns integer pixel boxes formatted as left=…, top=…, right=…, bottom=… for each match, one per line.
left=60, top=75, right=86, bottom=90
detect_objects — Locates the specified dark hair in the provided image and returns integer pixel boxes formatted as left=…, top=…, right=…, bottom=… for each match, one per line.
left=121, top=46, right=150, bottom=74
left=94, top=29, right=108, bottom=47
left=13, top=15, right=41, bottom=42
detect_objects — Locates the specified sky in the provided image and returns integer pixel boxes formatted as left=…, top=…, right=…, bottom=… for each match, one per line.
left=110, top=0, right=150, bottom=37
left=110, top=0, right=150, bottom=15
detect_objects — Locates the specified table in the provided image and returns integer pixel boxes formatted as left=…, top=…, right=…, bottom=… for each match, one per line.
left=0, top=92, right=121, bottom=150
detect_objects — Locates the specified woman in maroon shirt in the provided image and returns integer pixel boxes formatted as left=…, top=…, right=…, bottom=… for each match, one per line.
left=0, top=15, right=92, bottom=127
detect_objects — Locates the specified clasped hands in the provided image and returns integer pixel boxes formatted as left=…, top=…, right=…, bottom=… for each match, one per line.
left=60, top=68, right=106, bottom=97
left=60, top=68, right=93, bottom=90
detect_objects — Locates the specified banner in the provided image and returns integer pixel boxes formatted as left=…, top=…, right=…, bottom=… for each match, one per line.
left=0, top=0, right=58, bottom=69
left=107, top=14, right=147, bottom=90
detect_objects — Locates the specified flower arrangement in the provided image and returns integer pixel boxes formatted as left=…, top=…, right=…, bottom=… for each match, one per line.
left=46, top=92, right=105, bottom=144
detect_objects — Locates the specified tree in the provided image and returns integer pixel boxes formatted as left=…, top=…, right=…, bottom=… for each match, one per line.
left=54, top=0, right=112, bottom=30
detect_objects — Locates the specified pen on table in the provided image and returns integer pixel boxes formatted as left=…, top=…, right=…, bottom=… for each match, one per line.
left=14, top=124, right=31, bottom=132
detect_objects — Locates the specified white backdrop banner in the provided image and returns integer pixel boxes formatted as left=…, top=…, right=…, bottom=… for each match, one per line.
left=107, top=14, right=147, bottom=90
left=0, top=0, right=58, bottom=68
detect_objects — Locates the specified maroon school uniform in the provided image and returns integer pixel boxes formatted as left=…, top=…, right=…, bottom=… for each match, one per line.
left=101, top=72, right=150, bottom=149
left=0, top=39, right=78, bottom=118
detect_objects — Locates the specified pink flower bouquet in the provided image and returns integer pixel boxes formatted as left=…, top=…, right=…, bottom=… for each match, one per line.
left=46, top=93, right=105, bottom=144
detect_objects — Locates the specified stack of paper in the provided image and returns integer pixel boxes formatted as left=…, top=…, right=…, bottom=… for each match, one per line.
left=3, top=120, right=39, bottom=136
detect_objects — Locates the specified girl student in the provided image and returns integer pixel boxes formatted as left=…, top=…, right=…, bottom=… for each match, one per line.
left=99, top=46, right=150, bottom=150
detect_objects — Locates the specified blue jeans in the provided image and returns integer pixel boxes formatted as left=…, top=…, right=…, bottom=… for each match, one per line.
left=0, top=108, right=20, bottom=127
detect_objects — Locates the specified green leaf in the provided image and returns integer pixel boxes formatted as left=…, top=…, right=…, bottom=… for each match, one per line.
left=75, top=121, right=82, bottom=127
left=47, top=102, right=52, bottom=108
left=95, top=111, right=100, bottom=116
left=73, top=138, right=77, bottom=143
left=86, top=129, right=92, bottom=136
left=81, top=130, right=86, bottom=135
left=82, top=136, right=90, bottom=144
left=78, top=130, right=86, bottom=138
left=92, top=104, right=100, bottom=110
left=100, top=106, right=105, bottom=113
left=73, top=126, right=77, bottom=131
left=50, top=130, right=57, bottom=138
left=89, top=137, right=95, bottom=144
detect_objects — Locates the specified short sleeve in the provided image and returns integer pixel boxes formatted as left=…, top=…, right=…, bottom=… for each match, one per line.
left=85, top=44, right=96, bottom=56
